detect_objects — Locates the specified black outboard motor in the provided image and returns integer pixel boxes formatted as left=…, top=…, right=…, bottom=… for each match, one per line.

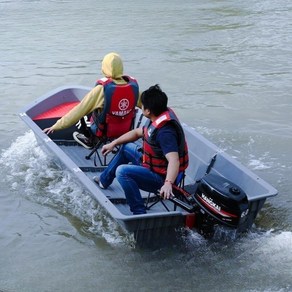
left=192, top=173, right=249, bottom=237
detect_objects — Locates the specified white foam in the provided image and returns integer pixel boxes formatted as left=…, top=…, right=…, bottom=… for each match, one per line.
left=0, top=131, right=134, bottom=248
left=248, top=158, right=272, bottom=170
left=183, top=227, right=292, bottom=267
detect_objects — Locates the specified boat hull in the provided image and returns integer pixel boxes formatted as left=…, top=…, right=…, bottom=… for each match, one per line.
left=19, top=86, right=278, bottom=246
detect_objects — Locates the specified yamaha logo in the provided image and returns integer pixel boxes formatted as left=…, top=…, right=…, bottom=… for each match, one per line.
left=119, top=99, right=129, bottom=110
left=112, top=99, right=131, bottom=116
left=202, top=193, right=221, bottom=211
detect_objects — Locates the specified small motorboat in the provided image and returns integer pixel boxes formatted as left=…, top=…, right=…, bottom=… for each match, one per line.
left=19, top=86, right=278, bottom=247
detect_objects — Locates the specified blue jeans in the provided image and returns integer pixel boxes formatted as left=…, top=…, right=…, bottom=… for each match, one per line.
left=99, top=142, right=165, bottom=214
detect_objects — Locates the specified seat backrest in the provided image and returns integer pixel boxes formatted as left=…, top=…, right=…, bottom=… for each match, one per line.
left=104, top=109, right=136, bottom=138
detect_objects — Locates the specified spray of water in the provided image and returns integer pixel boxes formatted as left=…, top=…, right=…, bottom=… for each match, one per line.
left=0, top=131, right=135, bottom=247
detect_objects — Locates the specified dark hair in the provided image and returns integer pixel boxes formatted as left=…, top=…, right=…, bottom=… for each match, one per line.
left=141, top=84, right=168, bottom=116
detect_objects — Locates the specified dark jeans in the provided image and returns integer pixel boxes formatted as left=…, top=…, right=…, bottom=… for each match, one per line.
left=99, top=142, right=165, bottom=214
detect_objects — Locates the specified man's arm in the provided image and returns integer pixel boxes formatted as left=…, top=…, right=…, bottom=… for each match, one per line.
left=101, top=128, right=143, bottom=156
left=159, top=151, right=180, bottom=200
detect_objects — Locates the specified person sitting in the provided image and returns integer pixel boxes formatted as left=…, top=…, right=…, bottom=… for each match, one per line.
left=94, top=84, right=189, bottom=215
left=43, top=52, right=140, bottom=149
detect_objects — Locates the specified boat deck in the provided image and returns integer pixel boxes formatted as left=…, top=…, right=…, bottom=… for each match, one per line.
left=57, top=140, right=183, bottom=216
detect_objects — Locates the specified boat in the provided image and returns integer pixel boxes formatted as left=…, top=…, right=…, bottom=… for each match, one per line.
left=19, top=86, right=278, bottom=247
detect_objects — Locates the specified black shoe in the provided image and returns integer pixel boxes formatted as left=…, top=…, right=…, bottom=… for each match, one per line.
left=73, top=132, right=93, bottom=149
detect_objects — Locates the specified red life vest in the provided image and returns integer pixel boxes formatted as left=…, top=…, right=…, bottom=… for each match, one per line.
left=142, top=108, right=189, bottom=176
left=92, top=75, right=139, bottom=138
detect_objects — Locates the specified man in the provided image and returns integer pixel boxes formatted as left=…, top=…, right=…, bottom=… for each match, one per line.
left=43, top=52, right=139, bottom=149
left=94, top=84, right=189, bottom=215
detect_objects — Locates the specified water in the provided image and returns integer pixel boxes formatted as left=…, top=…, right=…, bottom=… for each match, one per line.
left=1, top=0, right=292, bottom=291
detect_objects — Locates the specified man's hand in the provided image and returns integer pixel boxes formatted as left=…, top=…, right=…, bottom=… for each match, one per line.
left=159, top=151, right=180, bottom=200
left=101, top=141, right=115, bottom=156
left=159, top=181, right=173, bottom=200
left=43, top=127, right=54, bottom=135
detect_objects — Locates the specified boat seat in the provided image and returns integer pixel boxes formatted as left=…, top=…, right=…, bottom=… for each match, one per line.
left=145, top=172, right=185, bottom=212
left=85, top=136, right=120, bottom=166
left=84, top=109, right=140, bottom=166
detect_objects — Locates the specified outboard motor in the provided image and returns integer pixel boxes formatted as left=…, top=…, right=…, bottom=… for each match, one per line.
left=192, top=174, right=249, bottom=237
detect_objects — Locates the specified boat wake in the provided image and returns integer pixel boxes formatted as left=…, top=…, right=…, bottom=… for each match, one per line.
left=177, top=228, right=292, bottom=291
left=0, top=131, right=134, bottom=248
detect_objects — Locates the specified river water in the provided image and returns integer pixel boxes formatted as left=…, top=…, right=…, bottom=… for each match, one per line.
left=1, top=0, right=291, bottom=291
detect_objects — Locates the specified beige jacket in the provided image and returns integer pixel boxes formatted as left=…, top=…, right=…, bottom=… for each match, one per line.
left=52, top=52, right=135, bottom=131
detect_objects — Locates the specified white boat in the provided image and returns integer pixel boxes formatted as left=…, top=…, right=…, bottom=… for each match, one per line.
left=19, top=86, right=278, bottom=247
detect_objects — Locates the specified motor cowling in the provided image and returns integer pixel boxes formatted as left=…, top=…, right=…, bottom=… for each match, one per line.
left=194, top=174, right=249, bottom=229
